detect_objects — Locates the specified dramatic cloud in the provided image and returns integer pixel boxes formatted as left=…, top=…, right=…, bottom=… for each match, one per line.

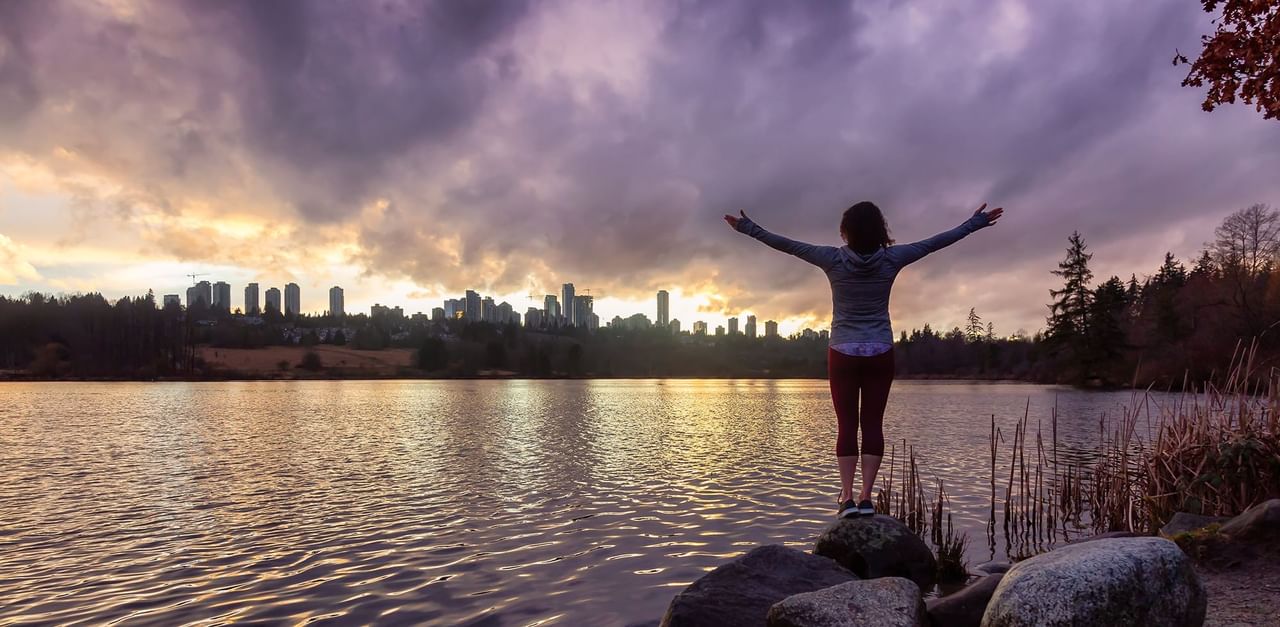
left=1, top=0, right=1278, bottom=333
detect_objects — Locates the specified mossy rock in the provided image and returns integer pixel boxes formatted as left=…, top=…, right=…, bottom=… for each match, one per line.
left=813, top=515, right=936, bottom=589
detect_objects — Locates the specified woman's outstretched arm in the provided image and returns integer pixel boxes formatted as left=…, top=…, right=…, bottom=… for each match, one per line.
left=724, top=210, right=840, bottom=270
left=887, top=204, right=1004, bottom=267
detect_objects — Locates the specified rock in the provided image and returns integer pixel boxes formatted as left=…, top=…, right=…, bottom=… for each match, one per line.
left=1067, top=530, right=1139, bottom=545
left=767, top=578, right=926, bottom=627
left=661, top=545, right=858, bottom=627
left=1219, top=499, right=1280, bottom=545
left=1160, top=512, right=1230, bottom=537
left=813, top=515, right=937, bottom=588
left=981, top=536, right=1206, bottom=627
left=973, top=561, right=1010, bottom=575
left=926, top=574, right=1002, bottom=627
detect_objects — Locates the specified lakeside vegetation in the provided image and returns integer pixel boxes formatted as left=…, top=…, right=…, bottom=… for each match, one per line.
left=872, top=341, right=1279, bottom=577
left=2, top=205, right=1277, bottom=387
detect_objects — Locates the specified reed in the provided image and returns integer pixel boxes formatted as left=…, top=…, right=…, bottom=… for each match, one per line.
left=934, top=512, right=970, bottom=583
left=883, top=343, right=1276, bottom=565
left=1141, top=340, right=1280, bottom=526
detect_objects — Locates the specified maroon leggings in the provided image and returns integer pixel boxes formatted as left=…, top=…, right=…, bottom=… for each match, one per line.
left=828, top=347, right=895, bottom=457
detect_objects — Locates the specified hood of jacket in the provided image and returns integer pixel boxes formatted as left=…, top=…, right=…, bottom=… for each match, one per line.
left=837, top=245, right=886, bottom=268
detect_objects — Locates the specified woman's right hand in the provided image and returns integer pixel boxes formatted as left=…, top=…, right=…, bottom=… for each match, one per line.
left=724, top=210, right=749, bottom=230
left=973, top=203, right=1004, bottom=227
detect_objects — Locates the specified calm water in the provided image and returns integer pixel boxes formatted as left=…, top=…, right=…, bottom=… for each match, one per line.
left=0, top=380, right=1164, bottom=626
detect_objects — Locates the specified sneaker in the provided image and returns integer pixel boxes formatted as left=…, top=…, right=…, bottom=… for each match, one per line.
left=837, top=499, right=859, bottom=519
left=857, top=499, right=875, bottom=516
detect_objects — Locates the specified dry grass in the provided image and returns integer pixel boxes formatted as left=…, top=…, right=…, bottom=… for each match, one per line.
left=1141, top=341, right=1280, bottom=525
left=881, top=339, right=1279, bottom=563
left=200, top=345, right=415, bottom=375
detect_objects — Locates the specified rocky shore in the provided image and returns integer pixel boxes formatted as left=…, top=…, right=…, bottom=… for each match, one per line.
left=658, top=499, right=1280, bottom=626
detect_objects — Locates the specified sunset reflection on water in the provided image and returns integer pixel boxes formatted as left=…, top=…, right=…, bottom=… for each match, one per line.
left=0, top=380, right=1163, bottom=625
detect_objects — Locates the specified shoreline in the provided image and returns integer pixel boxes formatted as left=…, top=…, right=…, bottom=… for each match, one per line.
left=0, top=373, right=1051, bottom=384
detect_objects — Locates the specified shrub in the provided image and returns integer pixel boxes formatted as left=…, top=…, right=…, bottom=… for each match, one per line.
left=298, top=350, right=323, bottom=372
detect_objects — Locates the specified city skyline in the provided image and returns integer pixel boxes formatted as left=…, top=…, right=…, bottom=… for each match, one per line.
left=2, top=2, right=1279, bottom=339
left=159, top=277, right=809, bottom=339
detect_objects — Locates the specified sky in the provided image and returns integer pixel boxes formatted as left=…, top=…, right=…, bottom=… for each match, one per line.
left=1, top=0, right=1278, bottom=337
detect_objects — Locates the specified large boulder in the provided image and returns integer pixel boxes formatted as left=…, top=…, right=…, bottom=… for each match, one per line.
left=661, top=545, right=858, bottom=627
left=1219, top=499, right=1280, bottom=546
left=1160, top=512, right=1229, bottom=537
left=813, top=515, right=937, bottom=588
left=981, top=537, right=1206, bottom=627
left=767, top=577, right=926, bottom=627
left=925, top=574, right=1003, bottom=627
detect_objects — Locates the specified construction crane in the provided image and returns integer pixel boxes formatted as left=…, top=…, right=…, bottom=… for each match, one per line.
left=187, top=272, right=207, bottom=285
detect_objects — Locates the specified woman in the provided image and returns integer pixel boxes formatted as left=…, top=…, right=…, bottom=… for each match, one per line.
left=724, top=201, right=1003, bottom=519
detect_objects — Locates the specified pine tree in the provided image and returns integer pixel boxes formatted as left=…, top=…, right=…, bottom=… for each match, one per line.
left=966, top=307, right=985, bottom=342
left=1153, top=252, right=1188, bottom=290
left=986, top=321, right=996, bottom=341
left=1147, top=254, right=1188, bottom=344
left=1047, top=231, right=1094, bottom=344
left=1190, top=250, right=1216, bottom=279
left=1126, top=274, right=1141, bottom=300
left=1089, top=276, right=1128, bottom=361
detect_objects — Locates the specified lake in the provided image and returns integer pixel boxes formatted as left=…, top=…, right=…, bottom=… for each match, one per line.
left=0, top=380, right=1165, bottom=625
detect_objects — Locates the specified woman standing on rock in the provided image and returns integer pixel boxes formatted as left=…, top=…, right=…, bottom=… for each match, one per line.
left=725, top=201, right=1003, bottom=518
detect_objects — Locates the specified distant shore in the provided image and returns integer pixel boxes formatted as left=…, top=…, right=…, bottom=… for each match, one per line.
left=0, top=345, right=1057, bottom=384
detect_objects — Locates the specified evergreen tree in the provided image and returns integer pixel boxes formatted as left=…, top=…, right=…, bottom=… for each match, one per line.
left=1153, top=252, right=1188, bottom=290
left=1138, top=253, right=1190, bottom=344
left=1047, top=231, right=1094, bottom=344
left=1191, top=250, right=1216, bottom=279
left=1089, top=276, right=1128, bottom=360
left=965, top=307, right=985, bottom=342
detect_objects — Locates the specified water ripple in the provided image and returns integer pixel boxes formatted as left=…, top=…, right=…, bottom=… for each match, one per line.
left=0, top=380, right=1163, bottom=625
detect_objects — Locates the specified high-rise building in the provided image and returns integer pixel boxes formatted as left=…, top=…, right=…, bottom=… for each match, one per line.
left=572, top=294, right=592, bottom=328
left=497, top=301, right=515, bottom=325
left=693, top=321, right=708, bottom=335
left=162, top=294, right=180, bottom=308
left=211, top=281, right=231, bottom=312
left=371, top=303, right=403, bottom=319
left=765, top=320, right=779, bottom=338
left=464, top=290, right=481, bottom=320
left=328, top=286, right=345, bottom=317
left=284, top=283, right=300, bottom=317
left=265, top=287, right=282, bottom=313
left=432, top=307, right=446, bottom=321
left=443, top=298, right=461, bottom=319
left=670, top=319, right=681, bottom=334
left=745, top=315, right=757, bottom=338
left=728, top=316, right=739, bottom=335
left=186, top=280, right=211, bottom=309
left=244, top=283, right=260, bottom=315
left=543, top=295, right=560, bottom=323
left=561, top=283, right=575, bottom=326
left=715, top=325, right=725, bottom=336
left=525, top=307, right=542, bottom=328
left=656, top=290, right=669, bottom=327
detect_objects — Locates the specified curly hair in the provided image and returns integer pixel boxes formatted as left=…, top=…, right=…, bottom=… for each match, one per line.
left=841, top=201, right=893, bottom=254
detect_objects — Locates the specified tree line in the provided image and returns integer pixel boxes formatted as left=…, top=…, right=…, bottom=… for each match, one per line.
left=1, top=204, right=1276, bottom=385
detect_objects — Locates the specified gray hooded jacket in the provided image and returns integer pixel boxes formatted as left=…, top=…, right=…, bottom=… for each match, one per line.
left=735, top=212, right=991, bottom=345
